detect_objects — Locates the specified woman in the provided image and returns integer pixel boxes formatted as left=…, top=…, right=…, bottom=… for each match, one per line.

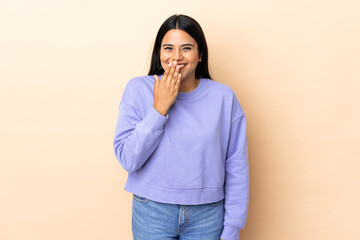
left=113, top=14, right=249, bottom=240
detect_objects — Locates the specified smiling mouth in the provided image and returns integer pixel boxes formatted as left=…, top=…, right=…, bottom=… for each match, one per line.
left=178, top=64, right=186, bottom=70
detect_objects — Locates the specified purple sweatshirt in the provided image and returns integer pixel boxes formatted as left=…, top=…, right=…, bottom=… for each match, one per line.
left=113, top=74, right=249, bottom=240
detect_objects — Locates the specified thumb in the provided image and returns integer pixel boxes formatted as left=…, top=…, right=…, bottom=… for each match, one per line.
left=154, top=74, right=159, bottom=86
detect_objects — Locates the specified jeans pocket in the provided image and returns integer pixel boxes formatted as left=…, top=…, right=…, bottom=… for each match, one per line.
left=210, top=198, right=224, bottom=207
left=133, top=194, right=149, bottom=203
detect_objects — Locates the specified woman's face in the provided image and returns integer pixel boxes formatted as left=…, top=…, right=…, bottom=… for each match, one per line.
left=160, top=29, right=202, bottom=82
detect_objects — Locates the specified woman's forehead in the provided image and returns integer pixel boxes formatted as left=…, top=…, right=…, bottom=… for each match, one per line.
left=161, top=29, right=197, bottom=46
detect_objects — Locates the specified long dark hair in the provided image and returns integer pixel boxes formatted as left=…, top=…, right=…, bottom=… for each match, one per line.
left=148, top=14, right=212, bottom=80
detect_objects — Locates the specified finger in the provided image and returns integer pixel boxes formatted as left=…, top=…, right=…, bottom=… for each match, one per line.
left=175, top=72, right=181, bottom=90
left=166, top=61, right=177, bottom=86
left=162, top=61, right=172, bottom=84
left=154, top=74, right=159, bottom=87
left=170, top=64, right=180, bottom=87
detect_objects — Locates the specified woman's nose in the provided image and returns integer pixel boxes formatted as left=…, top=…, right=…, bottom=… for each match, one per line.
left=172, top=49, right=182, bottom=61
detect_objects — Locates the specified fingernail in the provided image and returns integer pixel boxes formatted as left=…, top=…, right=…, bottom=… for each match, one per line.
left=168, top=61, right=172, bottom=66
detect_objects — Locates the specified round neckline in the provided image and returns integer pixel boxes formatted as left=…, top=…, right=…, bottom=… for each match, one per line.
left=158, top=75, right=204, bottom=101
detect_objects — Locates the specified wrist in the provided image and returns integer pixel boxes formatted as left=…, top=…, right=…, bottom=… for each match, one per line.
left=153, top=104, right=168, bottom=116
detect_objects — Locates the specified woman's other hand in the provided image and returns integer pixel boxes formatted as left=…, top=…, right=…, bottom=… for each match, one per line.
left=153, top=60, right=181, bottom=116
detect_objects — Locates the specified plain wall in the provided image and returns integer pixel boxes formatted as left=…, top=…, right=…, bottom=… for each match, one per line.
left=1, top=0, right=359, bottom=239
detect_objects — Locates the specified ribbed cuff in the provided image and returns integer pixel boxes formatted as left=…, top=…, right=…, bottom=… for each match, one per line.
left=141, top=106, right=168, bottom=131
left=220, top=225, right=240, bottom=240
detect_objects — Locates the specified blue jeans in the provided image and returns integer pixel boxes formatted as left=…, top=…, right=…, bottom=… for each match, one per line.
left=132, top=194, right=225, bottom=240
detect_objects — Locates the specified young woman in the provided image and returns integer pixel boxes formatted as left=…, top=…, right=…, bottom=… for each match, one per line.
left=113, top=14, right=249, bottom=240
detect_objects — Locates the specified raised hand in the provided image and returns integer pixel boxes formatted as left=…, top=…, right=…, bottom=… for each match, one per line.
left=153, top=60, right=182, bottom=116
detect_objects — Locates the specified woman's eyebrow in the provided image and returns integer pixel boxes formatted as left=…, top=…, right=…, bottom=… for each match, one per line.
left=162, top=43, right=194, bottom=47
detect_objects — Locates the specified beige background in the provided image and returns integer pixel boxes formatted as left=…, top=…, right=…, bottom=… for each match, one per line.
left=1, top=0, right=359, bottom=239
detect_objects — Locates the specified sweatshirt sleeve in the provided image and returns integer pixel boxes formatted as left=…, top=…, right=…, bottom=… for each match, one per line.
left=220, top=113, right=249, bottom=240
left=113, top=101, right=169, bottom=173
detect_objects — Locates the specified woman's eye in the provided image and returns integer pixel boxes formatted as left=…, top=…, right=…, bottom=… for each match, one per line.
left=163, top=47, right=192, bottom=51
